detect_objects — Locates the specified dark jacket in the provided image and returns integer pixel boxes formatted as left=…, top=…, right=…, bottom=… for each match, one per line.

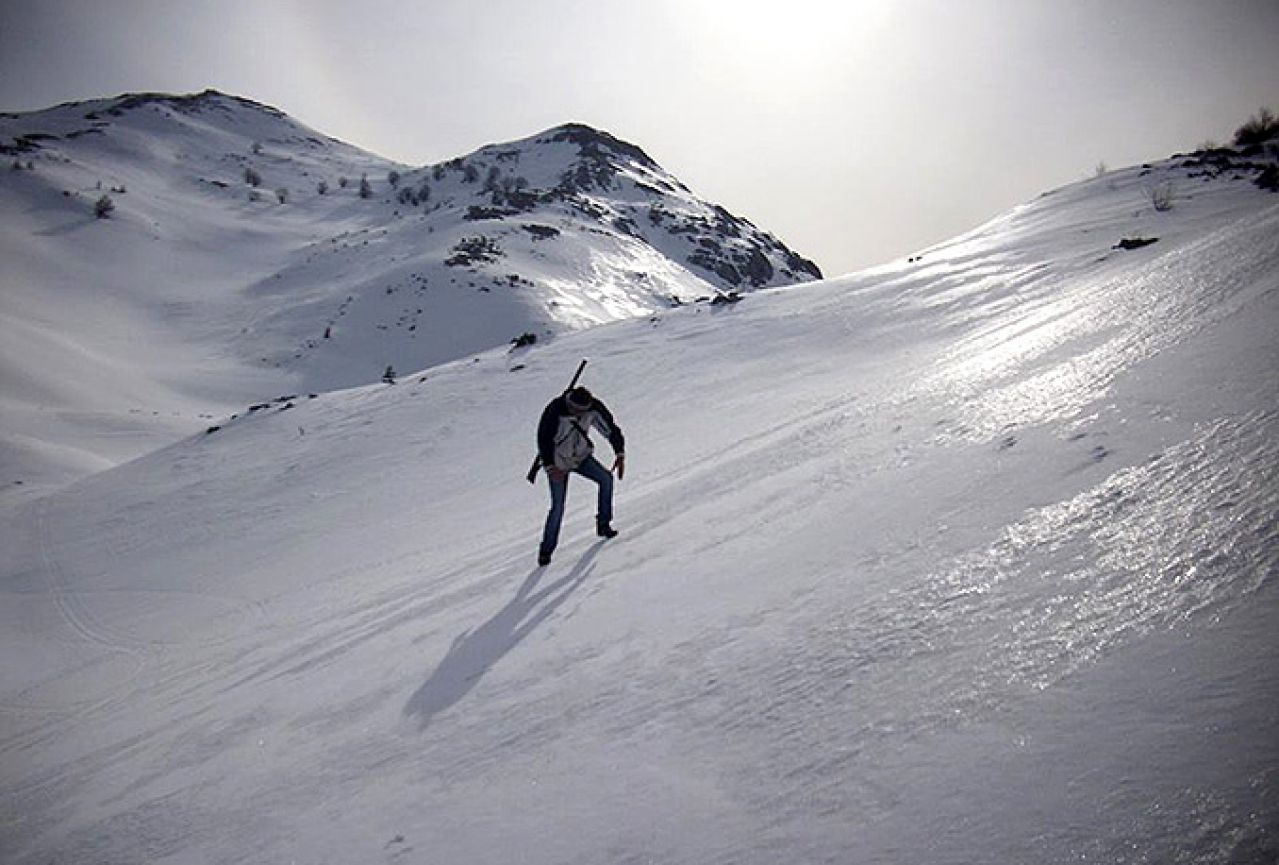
left=537, top=395, right=625, bottom=471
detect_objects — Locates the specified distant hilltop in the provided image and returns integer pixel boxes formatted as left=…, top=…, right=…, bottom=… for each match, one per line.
left=0, top=89, right=824, bottom=492
left=1, top=89, right=821, bottom=295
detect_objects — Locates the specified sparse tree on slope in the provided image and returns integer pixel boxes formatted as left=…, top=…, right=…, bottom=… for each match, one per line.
left=1235, top=108, right=1278, bottom=149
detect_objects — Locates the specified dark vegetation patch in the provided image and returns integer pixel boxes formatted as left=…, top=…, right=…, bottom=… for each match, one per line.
left=465, top=205, right=522, bottom=221
left=1, top=134, right=54, bottom=155
left=445, top=235, right=504, bottom=268
left=522, top=224, right=560, bottom=241
left=1234, top=107, right=1278, bottom=150
left=1114, top=236, right=1159, bottom=251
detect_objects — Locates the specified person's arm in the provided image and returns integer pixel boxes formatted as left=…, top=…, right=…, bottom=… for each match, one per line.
left=537, top=400, right=560, bottom=467
left=592, top=400, right=626, bottom=477
left=591, top=400, right=625, bottom=455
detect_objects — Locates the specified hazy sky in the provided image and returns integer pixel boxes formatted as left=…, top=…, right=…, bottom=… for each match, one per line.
left=2, top=0, right=1276, bottom=275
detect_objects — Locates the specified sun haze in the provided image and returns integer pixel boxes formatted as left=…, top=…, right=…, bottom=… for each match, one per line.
left=0, top=0, right=1275, bottom=274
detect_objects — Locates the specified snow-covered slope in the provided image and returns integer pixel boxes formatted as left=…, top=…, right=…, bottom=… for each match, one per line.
left=2, top=141, right=1276, bottom=863
left=0, top=91, right=820, bottom=498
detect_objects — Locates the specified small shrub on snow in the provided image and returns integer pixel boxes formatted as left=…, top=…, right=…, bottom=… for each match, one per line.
left=1234, top=107, right=1278, bottom=149
left=444, top=235, right=504, bottom=268
left=244, top=167, right=262, bottom=187
left=94, top=194, right=115, bottom=218
left=359, top=175, right=373, bottom=199
left=1145, top=181, right=1175, bottom=212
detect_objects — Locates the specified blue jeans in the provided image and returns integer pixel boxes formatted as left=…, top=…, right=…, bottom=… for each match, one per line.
left=540, top=455, right=613, bottom=556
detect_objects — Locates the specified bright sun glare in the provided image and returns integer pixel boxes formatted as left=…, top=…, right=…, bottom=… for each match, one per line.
left=681, top=0, right=894, bottom=82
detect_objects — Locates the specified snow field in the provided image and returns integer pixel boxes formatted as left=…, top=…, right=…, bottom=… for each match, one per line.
left=2, top=132, right=1278, bottom=861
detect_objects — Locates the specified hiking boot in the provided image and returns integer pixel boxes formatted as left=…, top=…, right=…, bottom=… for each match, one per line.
left=596, top=521, right=618, bottom=539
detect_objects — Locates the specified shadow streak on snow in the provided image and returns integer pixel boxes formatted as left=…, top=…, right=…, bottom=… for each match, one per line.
left=404, top=542, right=603, bottom=729
left=34, top=216, right=98, bottom=237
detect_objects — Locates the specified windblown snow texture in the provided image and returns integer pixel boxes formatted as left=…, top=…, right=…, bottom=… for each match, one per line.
left=2, top=93, right=1278, bottom=864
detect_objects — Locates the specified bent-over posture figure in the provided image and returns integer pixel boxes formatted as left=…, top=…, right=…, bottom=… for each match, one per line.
left=536, top=386, right=625, bottom=566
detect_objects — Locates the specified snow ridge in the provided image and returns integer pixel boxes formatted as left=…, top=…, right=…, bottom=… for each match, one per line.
left=0, top=90, right=822, bottom=496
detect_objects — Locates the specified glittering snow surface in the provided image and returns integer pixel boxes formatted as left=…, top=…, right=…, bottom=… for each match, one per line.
left=2, top=150, right=1277, bottom=863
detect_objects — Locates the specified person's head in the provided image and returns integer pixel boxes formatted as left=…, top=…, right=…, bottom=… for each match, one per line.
left=566, top=387, right=593, bottom=414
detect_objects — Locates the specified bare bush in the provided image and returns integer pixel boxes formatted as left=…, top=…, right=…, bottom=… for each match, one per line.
left=1234, top=108, right=1278, bottom=149
left=1145, top=181, right=1175, bottom=212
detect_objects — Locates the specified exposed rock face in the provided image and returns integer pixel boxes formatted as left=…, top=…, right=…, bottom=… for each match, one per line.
left=404, top=121, right=823, bottom=291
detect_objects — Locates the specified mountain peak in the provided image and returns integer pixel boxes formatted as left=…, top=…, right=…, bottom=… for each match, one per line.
left=88, top=89, right=288, bottom=121
left=0, top=91, right=824, bottom=496
left=421, top=121, right=822, bottom=290
left=539, top=122, right=660, bottom=172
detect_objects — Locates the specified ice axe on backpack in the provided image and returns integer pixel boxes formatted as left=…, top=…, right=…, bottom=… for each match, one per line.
left=526, top=358, right=588, bottom=483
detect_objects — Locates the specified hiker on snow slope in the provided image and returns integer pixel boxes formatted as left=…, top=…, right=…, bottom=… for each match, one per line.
left=536, top=386, right=625, bottom=566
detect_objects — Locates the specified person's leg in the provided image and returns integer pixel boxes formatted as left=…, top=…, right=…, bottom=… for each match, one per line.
left=575, top=456, right=614, bottom=531
left=540, top=471, right=569, bottom=560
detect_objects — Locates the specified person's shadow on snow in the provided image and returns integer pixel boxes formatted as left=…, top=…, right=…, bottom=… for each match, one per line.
left=404, top=542, right=602, bottom=729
